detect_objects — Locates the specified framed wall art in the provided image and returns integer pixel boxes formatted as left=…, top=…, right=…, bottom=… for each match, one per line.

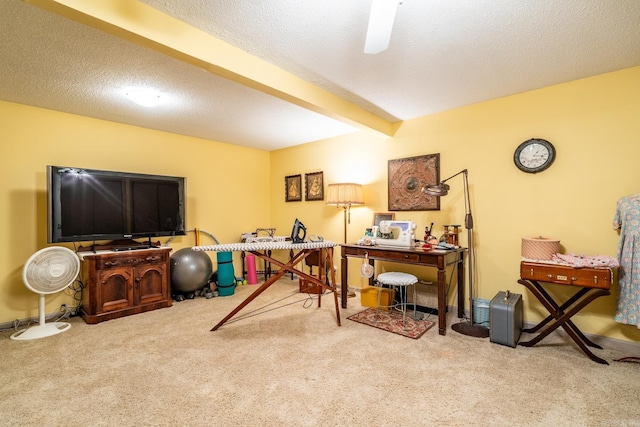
left=388, top=153, right=440, bottom=211
left=305, top=171, right=324, bottom=201
left=285, top=174, right=302, bottom=202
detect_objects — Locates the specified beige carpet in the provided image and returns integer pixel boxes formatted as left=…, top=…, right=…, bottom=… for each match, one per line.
left=1, top=278, right=639, bottom=426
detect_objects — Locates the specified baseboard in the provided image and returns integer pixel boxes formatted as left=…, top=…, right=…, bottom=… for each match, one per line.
left=0, top=310, right=78, bottom=332
left=521, top=320, right=640, bottom=355
left=455, top=305, right=640, bottom=355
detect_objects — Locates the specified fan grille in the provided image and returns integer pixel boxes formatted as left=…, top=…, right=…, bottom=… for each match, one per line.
left=23, top=247, right=80, bottom=294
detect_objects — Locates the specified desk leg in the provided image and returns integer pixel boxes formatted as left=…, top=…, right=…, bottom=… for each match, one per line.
left=289, top=249, right=294, bottom=279
left=341, top=252, right=348, bottom=309
left=327, top=247, right=341, bottom=326
left=438, top=266, right=447, bottom=336
left=457, top=251, right=465, bottom=319
left=241, top=251, right=246, bottom=279
left=265, top=250, right=272, bottom=280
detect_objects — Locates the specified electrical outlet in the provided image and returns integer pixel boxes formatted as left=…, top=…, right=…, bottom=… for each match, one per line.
left=59, top=304, right=77, bottom=316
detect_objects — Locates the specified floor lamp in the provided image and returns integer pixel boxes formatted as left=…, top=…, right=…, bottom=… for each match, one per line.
left=326, top=183, right=364, bottom=298
left=422, top=169, right=489, bottom=338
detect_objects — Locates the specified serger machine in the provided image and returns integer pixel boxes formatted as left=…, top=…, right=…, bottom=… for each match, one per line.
left=377, top=220, right=417, bottom=248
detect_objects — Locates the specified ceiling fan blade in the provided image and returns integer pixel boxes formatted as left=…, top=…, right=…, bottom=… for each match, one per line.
left=364, top=0, right=401, bottom=54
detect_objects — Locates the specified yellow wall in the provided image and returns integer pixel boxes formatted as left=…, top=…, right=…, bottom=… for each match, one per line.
left=0, top=101, right=270, bottom=323
left=2, top=66, right=639, bottom=344
left=270, top=66, right=640, bottom=343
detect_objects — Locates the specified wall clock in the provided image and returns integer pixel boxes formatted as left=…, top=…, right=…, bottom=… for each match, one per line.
left=514, top=138, right=556, bottom=173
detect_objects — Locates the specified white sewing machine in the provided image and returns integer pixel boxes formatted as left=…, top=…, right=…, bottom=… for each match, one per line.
left=376, top=220, right=417, bottom=248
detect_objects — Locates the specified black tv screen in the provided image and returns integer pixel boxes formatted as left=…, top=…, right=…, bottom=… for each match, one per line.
left=47, top=166, right=186, bottom=243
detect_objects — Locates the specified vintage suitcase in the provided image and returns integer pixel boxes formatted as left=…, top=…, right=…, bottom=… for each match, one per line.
left=520, top=261, right=613, bottom=290
left=490, top=290, right=523, bottom=348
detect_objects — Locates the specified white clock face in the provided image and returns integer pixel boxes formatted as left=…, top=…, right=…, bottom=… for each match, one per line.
left=518, top=142, right=550, bottom=168
left=514, top=138, right=556, bottom=173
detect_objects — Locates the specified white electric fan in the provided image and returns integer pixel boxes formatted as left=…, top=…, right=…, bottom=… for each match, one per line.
left=10, top=246, right=80, bottom=340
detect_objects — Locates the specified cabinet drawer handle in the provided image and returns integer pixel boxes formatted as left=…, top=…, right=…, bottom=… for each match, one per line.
left=547, top=274, right=553, bottom=278
left=594, top=276, right=598, bottom=284
left=104, top=261, right=117, bottom=267
left=145, top=256, right=160, bottom=262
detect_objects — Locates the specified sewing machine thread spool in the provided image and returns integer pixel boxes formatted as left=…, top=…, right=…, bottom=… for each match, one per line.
left=449, top=225, right=461, bottom=246
left=440, top=225, right=450, bottom=243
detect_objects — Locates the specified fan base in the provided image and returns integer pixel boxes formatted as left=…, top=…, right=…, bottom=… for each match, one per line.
left=10, top=322, right=71, bottom=341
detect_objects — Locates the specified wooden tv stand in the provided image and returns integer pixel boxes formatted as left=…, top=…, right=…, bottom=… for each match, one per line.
left=78, top=245, right=172, bottom=324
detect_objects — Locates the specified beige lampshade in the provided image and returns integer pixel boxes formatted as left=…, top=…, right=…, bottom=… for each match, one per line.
left=326, top=183, right=364, bottom=206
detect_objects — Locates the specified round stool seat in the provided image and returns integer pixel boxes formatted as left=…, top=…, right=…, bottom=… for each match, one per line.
left=377, top=272, right=418, bottom=286
left=375, top=272, right=419, bottom=329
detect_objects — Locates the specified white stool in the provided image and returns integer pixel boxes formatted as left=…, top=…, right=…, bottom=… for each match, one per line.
left=376, top=272, right=419, bottom=329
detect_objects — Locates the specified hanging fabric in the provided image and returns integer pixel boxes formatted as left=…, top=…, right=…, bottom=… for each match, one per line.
left=613, top=194, right=640, bottom=328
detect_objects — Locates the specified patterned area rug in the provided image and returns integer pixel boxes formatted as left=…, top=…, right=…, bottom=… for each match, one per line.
left=347, top=308, right=435, bottom=339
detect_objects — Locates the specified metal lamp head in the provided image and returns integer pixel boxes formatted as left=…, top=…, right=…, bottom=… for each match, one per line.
left=422, top=182, right=450, bottom=197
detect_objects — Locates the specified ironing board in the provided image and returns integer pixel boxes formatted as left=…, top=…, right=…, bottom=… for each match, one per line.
left=193, top=240, right=341, bottom=330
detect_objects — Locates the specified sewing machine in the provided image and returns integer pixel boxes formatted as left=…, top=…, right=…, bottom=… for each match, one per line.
left=376, top=220, right=417, bottom=248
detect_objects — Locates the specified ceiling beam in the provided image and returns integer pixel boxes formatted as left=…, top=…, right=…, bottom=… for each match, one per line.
left=23, top=0, right=400, bottom=138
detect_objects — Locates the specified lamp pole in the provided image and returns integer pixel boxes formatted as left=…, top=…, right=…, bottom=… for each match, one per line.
left=452, top=170, right=488, bottom=337
left=342, top=206, right=348, bottom=244
left=423, top=169, right=488, bottom=338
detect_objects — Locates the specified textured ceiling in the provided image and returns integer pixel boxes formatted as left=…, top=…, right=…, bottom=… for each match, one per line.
left=1, top=0, right=640, bottom=151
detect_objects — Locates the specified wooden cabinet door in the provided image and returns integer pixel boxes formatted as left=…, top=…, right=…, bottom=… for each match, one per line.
left=97, top=267, right=134, bottom=312
left=135, top=262, right=167, bottom=306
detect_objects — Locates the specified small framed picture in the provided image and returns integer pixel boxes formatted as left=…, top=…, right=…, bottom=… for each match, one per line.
left=373, top=212, right=395, bottom=226
left=285, top=174, right=302, bottom=202
left=305, top=171, right=324, bottom=201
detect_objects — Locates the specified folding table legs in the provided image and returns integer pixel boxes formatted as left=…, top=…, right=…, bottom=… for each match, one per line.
left=518, top=279, right=610, bottom=365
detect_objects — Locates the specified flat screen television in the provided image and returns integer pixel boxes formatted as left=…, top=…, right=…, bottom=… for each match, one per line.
left=47, top=165, right=186, bottom=244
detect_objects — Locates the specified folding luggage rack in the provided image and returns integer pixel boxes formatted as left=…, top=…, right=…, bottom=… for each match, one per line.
left=518, top=261, right=614, bottom=365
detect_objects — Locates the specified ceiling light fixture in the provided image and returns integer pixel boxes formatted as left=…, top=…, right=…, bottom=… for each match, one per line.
left=125, top=88, right=162, bottom=108
left=364, top=0, right=402, bottom=54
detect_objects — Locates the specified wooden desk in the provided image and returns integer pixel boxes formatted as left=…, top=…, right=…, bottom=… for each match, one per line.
left=341, top=244, right=467, bottom=336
